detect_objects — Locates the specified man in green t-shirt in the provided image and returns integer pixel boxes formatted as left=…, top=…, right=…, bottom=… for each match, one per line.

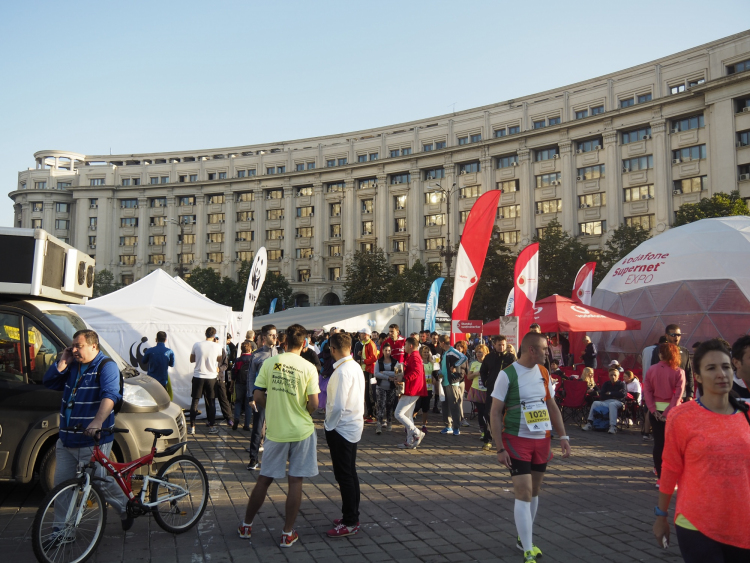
left=238, top=324, right=320, bottom=548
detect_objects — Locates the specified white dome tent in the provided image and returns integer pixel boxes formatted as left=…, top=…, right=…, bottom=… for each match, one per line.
left=590, top=216, right=750, bottom=366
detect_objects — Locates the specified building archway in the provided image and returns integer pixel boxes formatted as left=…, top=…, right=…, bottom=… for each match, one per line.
left=321, top=292, right=341, bottom=306
left=293, top=293, right=310, bottom=307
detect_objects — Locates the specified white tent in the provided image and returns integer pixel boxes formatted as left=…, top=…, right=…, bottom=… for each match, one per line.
left=251, top=302, right=442, bottom=336
left=590, top=216, right=750, bottom=365
left=72, top=269, right=233, bottom=408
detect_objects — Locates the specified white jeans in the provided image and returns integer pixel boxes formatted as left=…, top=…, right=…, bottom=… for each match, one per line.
left=394, top=395, right=421, bottom=441
left=588, top=399, right=623, bottom=427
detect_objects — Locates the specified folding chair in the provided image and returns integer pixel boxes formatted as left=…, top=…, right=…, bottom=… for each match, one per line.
left=560, top=379, right=589, bottom=427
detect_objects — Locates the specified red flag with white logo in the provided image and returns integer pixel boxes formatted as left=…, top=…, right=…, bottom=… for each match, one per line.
left=513, top=243, right=539, bottom=330
left=571, top=262, right=596, bottom=306
left=451, top=189, right=503, bottom=341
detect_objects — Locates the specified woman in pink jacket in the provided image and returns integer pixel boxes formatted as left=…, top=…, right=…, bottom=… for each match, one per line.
left=643, top=342, right=685, bottom=488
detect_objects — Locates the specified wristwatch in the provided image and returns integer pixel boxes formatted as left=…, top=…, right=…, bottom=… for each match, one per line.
left=654, top=506, right=668, bottom=517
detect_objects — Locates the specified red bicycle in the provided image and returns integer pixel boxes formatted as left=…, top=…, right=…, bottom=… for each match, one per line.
left=32, top=426, right=208, bottom=563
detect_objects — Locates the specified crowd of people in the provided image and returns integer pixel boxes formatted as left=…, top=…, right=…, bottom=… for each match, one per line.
left=42, top=317, right=750, bottom=563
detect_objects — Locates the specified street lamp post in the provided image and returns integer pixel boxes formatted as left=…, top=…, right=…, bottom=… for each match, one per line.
left=167, top=218, right=185, bottom=278
left=428, top=181, right=460, bottom=278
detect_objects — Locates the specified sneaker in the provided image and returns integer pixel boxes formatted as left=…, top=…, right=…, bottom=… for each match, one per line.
left=376, top=422, right=382, bottom=435
left=332, top=519, right=360, bottom=531
left=226, top=419, right=234, bottom=427
left=421, top=425, right=428, bottom=433
left=460, top=418, right=470, bottom=427
left=412, top=430, right=425, bottom=449
left=327, top=523, right=359, bottom=537
left=480, top=431, right=485, bottom=441
left=608, top=426, right=617, bottom=434
left=189, top=426, right=196, bottom=435
left=655, top=479, right=660, bottom=489
left=516, top=537, right=543, bottom=558
left=432, top=407, right=441, bottom=414
left=279, top=529, right=299, bottom=548
left=208, top=426, right=219, bottom=434
left=642, top=434, right=650, bottom=441
left=42, top=528, right=76, bottom=551
left=440, top=427, right=452, bottom=434
left=238, top=523, right=252, bottom=539
left=523, top=550, right=536, bottom=562
left=453, top=429, right=460, bottom=436
left=398, top=442, right=410, bottom=448
left=482, top=442, right=492, bottom=451
left=232, top=420, right=239, bottom=431
left=386, top=423, right=392, bottom=432
left=581, top=422, right=593, bottom=431
left=364, top=417, right=375, bottom=424
left=121, top=515, right=134, bottom=531
left=247, top=459, right=259, bottom=470
left=243, top=426, right=251, bottom=431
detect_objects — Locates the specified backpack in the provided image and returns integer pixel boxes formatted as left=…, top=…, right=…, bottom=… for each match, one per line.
left=234, top=357, right=252, bottom=385
left=97, top=358, right=124, bottom=414
left=591, top=403, right=610, bottom=431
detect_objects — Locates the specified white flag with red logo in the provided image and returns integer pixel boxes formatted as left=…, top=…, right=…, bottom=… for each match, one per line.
left=451, top=189, right=503, bottom=338
left=513, top=243, right=539, bottom=327
left=572, top=262, right=596, bottom=306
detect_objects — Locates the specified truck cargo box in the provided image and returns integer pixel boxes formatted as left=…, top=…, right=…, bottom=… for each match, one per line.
left=0, top=228, right=95, bottom=304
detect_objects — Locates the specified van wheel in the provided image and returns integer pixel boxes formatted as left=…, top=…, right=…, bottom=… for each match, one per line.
left=38, top=447, right=56, bottom=494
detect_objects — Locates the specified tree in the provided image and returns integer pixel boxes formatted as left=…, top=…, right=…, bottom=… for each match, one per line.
left=386, top=260, right=431, bottom=303
left=186, top=267, right=225, bottom=303
left=469, top=230, right=517, bottom=322
left=531, top=218, right=591, bottom=299
left=674, top=190, right=749, bottom=226
left=93, top=269, right=120, bottom=298
left=256, top=271, right=293, bottom=314
left=594, top=223, right=652, bottom=287
left=343, top=248, right=391, bottom=304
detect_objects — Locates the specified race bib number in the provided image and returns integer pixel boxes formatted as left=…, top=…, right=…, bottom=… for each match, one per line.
left=522, top=401, right=551, bottom=432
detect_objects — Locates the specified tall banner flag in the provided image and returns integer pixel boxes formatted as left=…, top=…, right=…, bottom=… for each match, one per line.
left=451, top=189, right=503, bottom=342
left=241, top=247, right=268, bottom=334
left=504, top=288, right=515, bottom=316
left=269, top=298, right=278, bottom=315
left=513, top=243, right=539, bottom=331
left=572, top=262, right=596, bottom=306
left=424, top=277, right=444, bottom=333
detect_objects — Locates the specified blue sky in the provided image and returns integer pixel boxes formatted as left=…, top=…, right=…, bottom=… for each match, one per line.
left=0, top=0, right=746, bottom=227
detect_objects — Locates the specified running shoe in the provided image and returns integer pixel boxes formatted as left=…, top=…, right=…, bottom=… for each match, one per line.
left=333, top=519, right=360, bottom=532
left=364, top=417, right=375, bottom=424
left=440, top=427, right=452, bottom=434
left=608, top=426, right=617, bottom=434
left=480, top=431, right=485, bottom=441
left=238, top=523, right=252, bottom=539
left=412, top=430, right=425, bottom=449
left=42, top=528, right=76, bottom=551
left=232, top=420, right=239, bottom=431
left=516, top=537, right=542, bottom=557
left=523, top=550, right=536, bottom=562
left=482, top=442, right=492, bottom=451
left=376, top=422, right=382, bottom=435
left=189, top=426, right=196, bottom=435
left=326, top=523, right=359, bottom=537
left=642, top=434, right=650, bottom=441
left=247, top=459, right=259, bottom=471
left=279, top=529, right=299, bottom=548
left=242, top=425, right=251, bottom=431
left=386, top=423, right=393, bottom=432
left=121, top=515, right=134, bottom=531
left=655, top=479, right=660, bottom=489
left=421, top=425, right=428, bottom=433
left=453, top=429, right=460, bottom=436
left=208, top=426, right=219, bottom=434
left=581, top=423, right=593, bottom=431
left=226, top=419, right=234, bottom=427
left=461, top=418, right=470, bottom=427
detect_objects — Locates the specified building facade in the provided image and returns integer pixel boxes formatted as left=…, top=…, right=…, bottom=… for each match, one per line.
left=9, top=31, right=750, bottom=306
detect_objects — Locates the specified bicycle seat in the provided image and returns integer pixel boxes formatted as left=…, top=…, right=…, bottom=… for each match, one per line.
left=145, top=428, right=174, bottom=437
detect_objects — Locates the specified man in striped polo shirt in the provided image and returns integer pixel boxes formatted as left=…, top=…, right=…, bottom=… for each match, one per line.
left=490, top=332, right=571, bottom=563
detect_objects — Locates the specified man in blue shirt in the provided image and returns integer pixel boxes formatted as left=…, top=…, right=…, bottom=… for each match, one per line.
left=143, top=331, right=175, bottom=389
left=245, top=324, right=278, bottom=470
left=43, top=329, right=132, bottom=532
left=438, top=335, right=467, bottom=435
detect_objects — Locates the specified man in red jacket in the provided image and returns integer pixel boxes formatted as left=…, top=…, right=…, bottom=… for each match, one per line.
left=393, top=336, right=427, bottom=449
left=381, top=324, right=406, bottom=364
left=358, top=328, right=379, bottom=423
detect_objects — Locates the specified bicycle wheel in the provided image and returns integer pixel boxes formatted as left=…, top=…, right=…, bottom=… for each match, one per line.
left=32, top=477, right=107, bottom=563
left=150, top=455, right=208, bottom=533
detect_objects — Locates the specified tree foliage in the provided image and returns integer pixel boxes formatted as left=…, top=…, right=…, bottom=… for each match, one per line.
left=673, top=190, right=749, bottom=226
left=343, top=248, right=392, bottom=304
left=92, top=269, right=120, bottom=298
left=469, top=230, right=516, bottom=321
left=593, top=223, right=652, bottom=287
left=185, top=267, right=226, bottom=303
left=386, top=260, right=431, bottom=303
left=256, top=271, right=293, bottom=314
left=531, top=218, right=591, bottom=299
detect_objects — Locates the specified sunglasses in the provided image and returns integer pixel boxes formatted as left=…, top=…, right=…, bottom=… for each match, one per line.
left=668, top=333, right=682, bottom=337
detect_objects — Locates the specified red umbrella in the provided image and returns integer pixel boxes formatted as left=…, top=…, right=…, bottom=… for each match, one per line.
left=483, top=294, right=641, bottom=334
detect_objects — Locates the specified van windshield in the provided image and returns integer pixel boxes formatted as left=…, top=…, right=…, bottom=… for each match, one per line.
left=45, top=310, right=132, bottom=375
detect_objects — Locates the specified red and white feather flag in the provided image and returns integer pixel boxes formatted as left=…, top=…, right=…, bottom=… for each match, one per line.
left=571, top=262, right=596, bottom=306
left=513, top=243, right=539, bottom=330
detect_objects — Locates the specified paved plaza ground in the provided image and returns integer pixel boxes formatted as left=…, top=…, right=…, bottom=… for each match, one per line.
left=1, top=410, right=682, bottom=563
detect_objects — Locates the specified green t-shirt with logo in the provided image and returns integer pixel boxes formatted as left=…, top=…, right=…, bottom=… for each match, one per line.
left=254, top=352, right=320, bottom=443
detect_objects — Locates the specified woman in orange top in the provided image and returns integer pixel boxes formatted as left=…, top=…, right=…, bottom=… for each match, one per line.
left=652, top=339, right=750, bottom=562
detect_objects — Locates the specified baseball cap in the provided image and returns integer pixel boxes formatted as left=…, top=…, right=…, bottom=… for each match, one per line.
left=358, top=327, right=369, bottom=334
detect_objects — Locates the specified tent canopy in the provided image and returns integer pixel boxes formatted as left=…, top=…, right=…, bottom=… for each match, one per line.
left=484, top=295, right=640, bottom=334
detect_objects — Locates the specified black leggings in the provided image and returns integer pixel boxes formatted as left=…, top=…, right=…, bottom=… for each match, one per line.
left=676, top=525, right=750, bottom=563
left=472, top=401, right=487, bottom=432
left=650, top=412, right=666, bottom=477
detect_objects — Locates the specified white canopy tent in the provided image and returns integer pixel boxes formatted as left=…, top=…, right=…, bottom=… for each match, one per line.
left=72, top=269, right=233, bottom=408
left=590, top=216, right=750, bottom=365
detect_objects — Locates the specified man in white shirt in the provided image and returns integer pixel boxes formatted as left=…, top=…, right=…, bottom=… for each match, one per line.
left=324, top=332, right=365, bottom=538
left=189, top=326, right=224, bottom=435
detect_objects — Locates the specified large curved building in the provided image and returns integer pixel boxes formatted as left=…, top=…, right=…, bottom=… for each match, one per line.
left=9, top=31, right=750, bottom=307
